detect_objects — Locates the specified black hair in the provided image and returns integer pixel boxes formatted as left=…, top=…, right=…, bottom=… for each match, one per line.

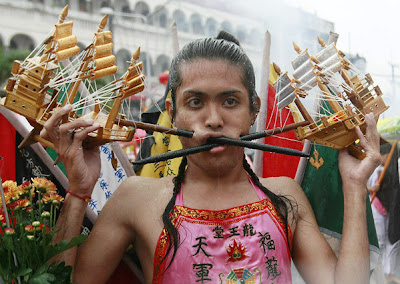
left=168, top=30, right=259, bottom=119
left=160, top=156, right=187, bottom=269
left=380, top=142, right=392, bottom=155
left=160, top=31, right=294, bottom=270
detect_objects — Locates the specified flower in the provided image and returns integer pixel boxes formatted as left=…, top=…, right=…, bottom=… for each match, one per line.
left=41, top=211, right=50, bottom=218
left=42, top=193, right=64, bottom=205
left=32, top=177, right=56, bottom=194
left=0, top=212, right=6, bottom=224
left=18, top=180, right=35, bottom=198
left=1, top=180, right=18, bottom=206
left=38, top=223, right=50, bottom=234
left=25, top=224, right=35, bottom=233
left=0, top=178, right=87, bottom=283
left=4, top=227, right=15, bottom=235
left=7, top=199, right=31, bottom=210
left=25, top=206, right=33, bottom=213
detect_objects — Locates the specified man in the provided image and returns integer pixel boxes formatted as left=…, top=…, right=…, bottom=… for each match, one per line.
left=43, top=32, right=380, bottom=283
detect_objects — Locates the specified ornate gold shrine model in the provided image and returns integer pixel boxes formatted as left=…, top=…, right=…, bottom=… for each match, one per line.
left=274, top=37, right=388, bottom=158
left=1, top=5, right=145, bottom=148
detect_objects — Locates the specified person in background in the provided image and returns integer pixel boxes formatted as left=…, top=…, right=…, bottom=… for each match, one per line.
left=368, top=143, right=400, bottom=284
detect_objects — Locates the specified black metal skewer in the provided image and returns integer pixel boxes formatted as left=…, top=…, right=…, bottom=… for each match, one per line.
left=133, top=138, right=308, bottom=165
left=130, top=119, right=310, bottom=165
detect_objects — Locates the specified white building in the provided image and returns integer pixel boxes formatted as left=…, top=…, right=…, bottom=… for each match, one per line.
left=0, top=0, right=334, bottom=88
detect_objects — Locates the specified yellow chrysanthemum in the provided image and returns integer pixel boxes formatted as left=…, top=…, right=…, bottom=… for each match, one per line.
left=1, top=180, right=18, bottom=206
left=18, top=181, right=35, bottom=198
left=42, top=193, right=64, bottom=205
left=32, top=178, right=57, bottom=194
left=8, top=199, right=31, bottom=210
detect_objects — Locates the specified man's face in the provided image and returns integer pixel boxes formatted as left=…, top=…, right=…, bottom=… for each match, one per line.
left=166, top=59, right=256, bottom=168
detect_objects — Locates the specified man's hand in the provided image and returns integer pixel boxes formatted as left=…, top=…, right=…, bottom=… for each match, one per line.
left=40, top=104, right=101, bottom=196
left=339, top=113, right=381, bottom=191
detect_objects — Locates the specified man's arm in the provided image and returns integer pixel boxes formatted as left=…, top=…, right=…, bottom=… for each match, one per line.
left=41, top=106, right=130, bottom=283
left=72, top=181, right=136, bottom=283
left=292, top=113, right=380, bottom=284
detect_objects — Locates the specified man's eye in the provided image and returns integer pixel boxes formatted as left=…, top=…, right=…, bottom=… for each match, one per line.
left=187, top=99, right=203, bottom=108
left=224, top=98, right=239, bottom=107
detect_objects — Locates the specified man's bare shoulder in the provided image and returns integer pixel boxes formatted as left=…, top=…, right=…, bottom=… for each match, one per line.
left=258, top=176, right=302, bottom=196
left=111, top=175, right=175, bottom=206
left=258, top=176, right=311, bottom=212
left=97, top=175, right=175, bottom=235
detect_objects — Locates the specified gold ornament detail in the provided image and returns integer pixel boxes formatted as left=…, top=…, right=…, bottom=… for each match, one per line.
left=310, top=150, right=324, bottom=170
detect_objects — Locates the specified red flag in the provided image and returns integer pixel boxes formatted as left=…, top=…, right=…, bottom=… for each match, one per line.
left=0, top=114, right=16, bottom=181
left=262, top=70, right=303, bottom=178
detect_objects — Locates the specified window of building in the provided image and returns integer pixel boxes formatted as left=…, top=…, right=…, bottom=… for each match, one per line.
left=10, top=34, right=35, bottom=51
left=116, top=49, right=132, bottom=73
left=134, top=1, right=150, bottom=17
left=190, top=13, right=204, bottom=35
left=205, top=18, right=217, bottom=37
left=151, top=6, right=168, bottom=28
left=139, top=52, right=153, bottom=77
left=172, top=9, right=188, bottom=32
left=154, top=54, right=170, bottom=77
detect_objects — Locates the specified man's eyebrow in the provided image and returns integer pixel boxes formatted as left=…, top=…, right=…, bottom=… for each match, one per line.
left=182, top=89, right=204, bottom=96
left=219, top=89, right=242, bottom=96
left=183, top=89, right=242, bottom=95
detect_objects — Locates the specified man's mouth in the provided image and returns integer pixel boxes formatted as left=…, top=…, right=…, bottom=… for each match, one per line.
left=208, top=145, right=227, bottom=154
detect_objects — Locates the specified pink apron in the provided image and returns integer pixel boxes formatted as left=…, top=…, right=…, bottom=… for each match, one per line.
left=153, top=178, right=293, bottom=283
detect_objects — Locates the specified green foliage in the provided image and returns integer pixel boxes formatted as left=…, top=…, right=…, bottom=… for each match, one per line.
left=0, top=48, right=30, bottom=97
left=0, top=179, right=88, bottom=283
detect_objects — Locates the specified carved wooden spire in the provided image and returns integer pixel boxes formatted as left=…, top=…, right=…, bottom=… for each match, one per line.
left=272, top=62, right=281, bottom=75
left=132, top=47, right=141, bottom=62
left=317, top=36, right=326, bottom=47
left=59, top=5, right=68, bottom=23
left=99, top=15, right=108, bottom=31
left=292, top=42, right=301, bottom=54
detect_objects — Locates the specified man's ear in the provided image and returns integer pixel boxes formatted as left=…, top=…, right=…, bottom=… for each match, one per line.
left=165, top=98, right=174, bottom=120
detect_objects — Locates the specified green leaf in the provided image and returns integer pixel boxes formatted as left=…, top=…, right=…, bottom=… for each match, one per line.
left=28, top=273, right=56, bottom=284
left=15, top=267, right=32, bottom=277
left=46, top=235, right=87, bottom=260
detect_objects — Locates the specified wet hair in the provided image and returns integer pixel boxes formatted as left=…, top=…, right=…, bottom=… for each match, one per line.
left=160, top=31, right=294, bottom=270
left=168, top=30, right=259, bottom=119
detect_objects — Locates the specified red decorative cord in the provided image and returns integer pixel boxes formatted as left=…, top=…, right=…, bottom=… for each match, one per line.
left=66, top=190, right=91, bottom=204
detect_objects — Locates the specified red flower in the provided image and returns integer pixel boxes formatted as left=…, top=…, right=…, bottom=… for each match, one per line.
left=25, top=224, right=35, bottom=233
left=25, top=206, right=33, bottom=213
left=38, top=223, right=50, bottom=233
left=4, top=227, right=15, bottom=235
left=18, top=180, right=35, bottom=198
left=7, top=199, right=31, bottom=210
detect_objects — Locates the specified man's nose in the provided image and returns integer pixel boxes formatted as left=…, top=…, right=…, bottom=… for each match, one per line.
left=205, top=105, right=223, bottom=129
